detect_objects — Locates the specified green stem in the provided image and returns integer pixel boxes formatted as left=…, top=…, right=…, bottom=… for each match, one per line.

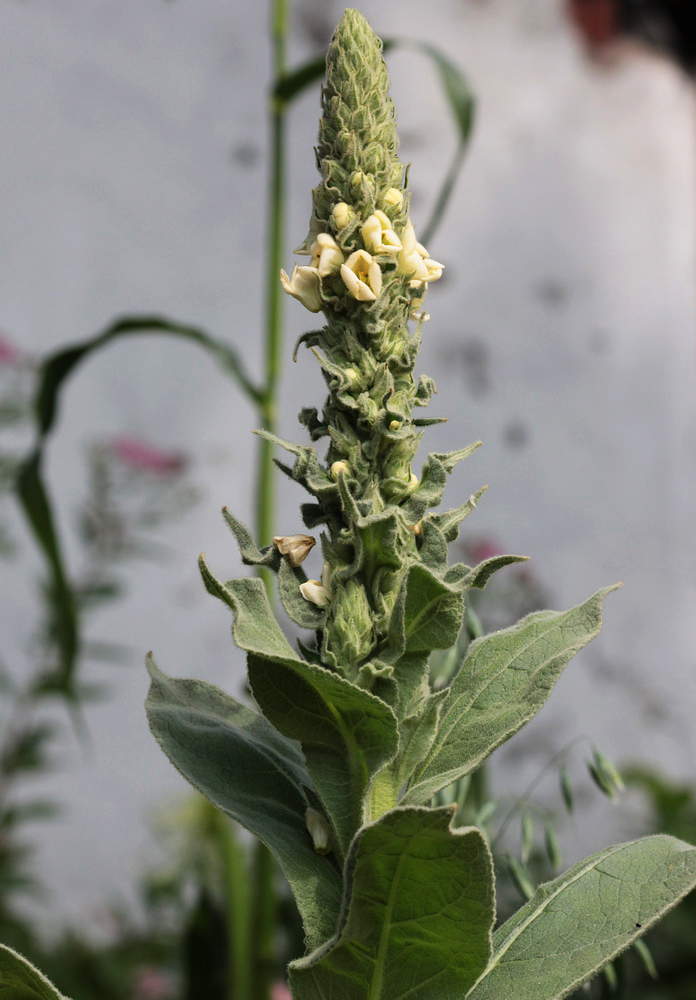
left=255, top=0, right=289, bottom=598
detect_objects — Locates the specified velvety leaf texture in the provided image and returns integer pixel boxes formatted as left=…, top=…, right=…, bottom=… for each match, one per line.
left=405, top=587, right=617, bottom=805
left=0, top=944, right=68, bottom=1000
left=466, top=835, right=696, bottom=1000
left=144, top=659, right=342, bottom=949
left=290, top=807, right=495, bottom=1000
left=248, top=653, right=399, bottom=856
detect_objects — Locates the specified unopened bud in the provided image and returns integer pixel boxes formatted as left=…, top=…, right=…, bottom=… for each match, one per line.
left=306, top=807, right=333, bottom=855
left=331, top=460, right=350, bottom=480
left=273, top=534, right=316, bottom=567
left=389, top=419, right=400, bottom=431
left=407, top=521, right=423, bottom=537
left=383, top=187, right=404, bottom=208
left=332, top=202, right=353, bottom=230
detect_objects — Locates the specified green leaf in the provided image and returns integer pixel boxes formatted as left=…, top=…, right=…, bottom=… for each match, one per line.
left=466, top=835, right=696, bottom=1000
left=290, top=807, right=495, bottom=1000
left=381, top=563, right=464, bottom=714
left=145, top=658, right=342, bottom=950
left=0, top=944, right=68, bottom=999
left=221, top=508, right=280, bottom=569
left=462, top=553, right=529, bottom=590
left=405, top=587, right=617, bottom=805
left=247, top=653, right=399, bottom=856
left=198, top=559, right=297, bottom=662
left=429, top=486, right=488, bottom=543
left=403, top=444, right=482, bottom=523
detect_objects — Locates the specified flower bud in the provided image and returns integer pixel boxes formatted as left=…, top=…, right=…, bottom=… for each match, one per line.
left=383, top=187, right=404, bottom=208
left=273, top=534, right=316, bottom=567
left=306, top=807, right=333, bottom=855
left=332, top=202, right=353, bottom=230
left=331, top=460, right=350, bottom=480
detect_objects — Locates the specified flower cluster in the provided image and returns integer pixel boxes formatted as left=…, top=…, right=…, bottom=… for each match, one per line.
left=280, top=192, right=443, bottom=316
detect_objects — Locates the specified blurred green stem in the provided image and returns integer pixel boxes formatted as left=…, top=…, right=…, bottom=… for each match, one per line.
left=255, top=0, right=289, bottom=598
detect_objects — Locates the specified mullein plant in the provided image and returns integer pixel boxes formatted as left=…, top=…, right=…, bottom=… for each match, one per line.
left=144, top=11, right=696, bottom=1000
left=6, top=9, right=695, bottom=1000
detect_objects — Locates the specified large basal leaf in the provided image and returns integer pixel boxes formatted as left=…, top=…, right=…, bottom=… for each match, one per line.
left=0, top=944, right=68, bottom=999
left=466, top=834, right=696, bottom=1000
left=247, top=653, right=399, bottom=857
left=290, top=807, right=495, bottom=1000
left=405, top=587, right=617, bottom=805
left=145, top=658, right=342, bottom=950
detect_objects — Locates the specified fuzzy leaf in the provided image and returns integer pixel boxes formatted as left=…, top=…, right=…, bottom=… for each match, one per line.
left=466, top=835, right=696, bottom=1000
left=0, top=944, right=68, bottom=999
left=403, top=444, right=481, bottom=522
left=145, top=659, right=342, bottom=949
left=290, top=807, right=495, bottom=1000
left=198, top=558, right=297, bottom=662
left=429, top=485, right=488, bottom=543
left=391, top=564, right=464, bottom=656
left=221, top=507, right=280, bottom=569
left=405, top=587, right=617, bottom=805
left=462, top=553, right=529, bottom=590
left=248, top=654, right=399, bottom=856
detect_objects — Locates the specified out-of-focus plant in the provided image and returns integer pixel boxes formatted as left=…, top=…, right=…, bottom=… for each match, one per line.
left=0, top=391, right=197, bottom=956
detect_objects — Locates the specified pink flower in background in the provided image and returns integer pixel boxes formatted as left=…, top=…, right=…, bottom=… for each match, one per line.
left=271, top=983, right=293, bottom=1000
left=468, top=538, right=504, bottom=564
left=0, top=335, right=22, bottom=366
left=113, top=436, right=186, bottom=475
left=132, top=965, right=174, bottom=1000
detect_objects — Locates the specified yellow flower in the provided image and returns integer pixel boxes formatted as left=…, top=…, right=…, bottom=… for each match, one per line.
left=361, top=210, right=402, bottom=254
left=273, top=534, right=316, bottom=567
left=340, top=249, right=382, bottom=302
left=332, top=202, right=353, bottom=231
left=309, top=233, right=344, bottom=276
left=383, top=187, right=404, bottom=208
left=280, top=265, right=323, bottom=312
left=397, top=220, right=444, bottom=288
left=299, top=562, right=332, bottom=607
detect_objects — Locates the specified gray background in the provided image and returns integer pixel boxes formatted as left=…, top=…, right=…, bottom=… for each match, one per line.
left=1, top=0, right=694, bottom=933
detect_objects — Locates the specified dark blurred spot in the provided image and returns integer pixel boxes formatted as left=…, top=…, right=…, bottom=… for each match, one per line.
left=441, top=337, right=491, bottom=398
left=502, top=421, right=529, bottom=450
left=535, top=279, right=569, bottom=308
left=621, top=0, right=696, bottom=74
left=567, top=0, right=696, bottom=75
left=231, top=143, right=260, bottom=168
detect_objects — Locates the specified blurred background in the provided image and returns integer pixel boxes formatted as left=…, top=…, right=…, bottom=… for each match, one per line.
left=0, top=0, right=695, bottom=997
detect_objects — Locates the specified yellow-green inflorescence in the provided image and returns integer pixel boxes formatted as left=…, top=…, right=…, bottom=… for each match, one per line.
left=251, top=11, right=477, bottom=708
